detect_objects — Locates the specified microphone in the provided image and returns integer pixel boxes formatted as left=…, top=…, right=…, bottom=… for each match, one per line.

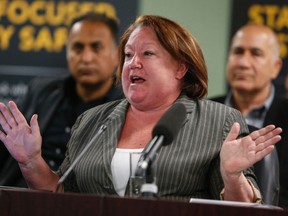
left=136, top=103, right=186, bottom=176
left=56, top=124, right=107, bottom=191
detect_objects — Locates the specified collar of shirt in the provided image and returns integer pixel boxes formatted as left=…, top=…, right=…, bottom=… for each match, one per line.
left=224, top=85, right=275, bottom=128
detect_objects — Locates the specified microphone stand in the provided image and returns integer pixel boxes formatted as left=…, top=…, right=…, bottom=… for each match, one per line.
left=135, top=136, right=165, bottom=198
left=139, top=161, right=158, bottom=198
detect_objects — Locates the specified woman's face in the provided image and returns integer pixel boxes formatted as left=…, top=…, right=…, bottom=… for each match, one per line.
left=122, top=26, right=187, bottom=110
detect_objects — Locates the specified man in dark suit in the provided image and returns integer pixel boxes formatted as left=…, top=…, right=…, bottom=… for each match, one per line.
left=210, top=24, right=288, bottom=208
left=0, top=12, right=123, bottom=187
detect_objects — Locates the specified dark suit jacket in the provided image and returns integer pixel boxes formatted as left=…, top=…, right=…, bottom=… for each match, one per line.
left=0, top=76, right=123, bottom=187
left=210, top=94, right=288, bottom=207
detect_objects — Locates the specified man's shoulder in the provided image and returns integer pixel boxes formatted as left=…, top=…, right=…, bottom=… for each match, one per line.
left=269, top=95, right=288, bottom=120
left=20, top=76, right=70, bottom=107
left=28, top=75, right=68, bottom=89
left=275, top=94, right=288, bottom=104
left=269, top=94, right=288, bottom=113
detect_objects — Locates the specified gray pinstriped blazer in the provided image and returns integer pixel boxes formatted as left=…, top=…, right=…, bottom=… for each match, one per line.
left=58, top=95, right=257, bottom=201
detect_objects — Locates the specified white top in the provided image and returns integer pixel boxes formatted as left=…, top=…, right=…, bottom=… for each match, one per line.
left=111, top=148, right=143, bottom=196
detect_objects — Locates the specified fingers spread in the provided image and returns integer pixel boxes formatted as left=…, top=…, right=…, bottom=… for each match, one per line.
left=254, top=127, right=282, bottom=145
left=251, top=125, right=282, bottom=149
left=250, top=124, right=278, bottom=141
left=255, top=134, right=282, bottom=152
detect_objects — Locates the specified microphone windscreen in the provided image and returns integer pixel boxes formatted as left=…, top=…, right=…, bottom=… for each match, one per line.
left=152, top=103, right=186, bottom=146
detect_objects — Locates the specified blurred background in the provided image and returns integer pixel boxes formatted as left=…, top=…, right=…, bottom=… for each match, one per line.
left=0, top=0, right=287, bottom=103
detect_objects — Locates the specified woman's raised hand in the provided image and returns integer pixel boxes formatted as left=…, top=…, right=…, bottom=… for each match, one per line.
left=0, top=101, right=42, bottom=166
left=220, top=122, right=282, bottom=177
